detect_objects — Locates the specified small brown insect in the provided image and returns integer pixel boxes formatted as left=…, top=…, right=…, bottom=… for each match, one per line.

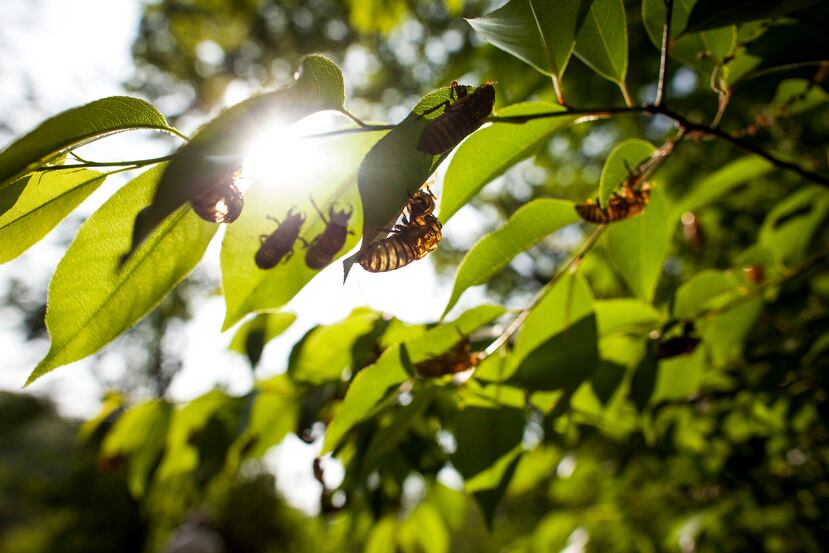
left=190, top=169, right=244, bottom=223
left=255, top=208, right=305, bottom=269
left=403, top=186, right=437, bottom=223
left=657, top=322, right=701, bottom=359
left=304, top=199, right=354, bottom=270
left=414, top=338, right=481, bottom=378
left=743, top=264, right=765, bottom=284
left=575, top=182, right=651, bottom=224
left=417, top=80, right=496, bottom=155
left=358, top=214, right=443, bottom=272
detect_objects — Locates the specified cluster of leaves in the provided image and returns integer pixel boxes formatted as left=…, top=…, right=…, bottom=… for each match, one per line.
left=2, top=0, right=829, bottom=550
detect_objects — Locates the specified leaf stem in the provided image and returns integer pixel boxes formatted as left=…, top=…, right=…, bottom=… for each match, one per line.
left=298, top=124, right=396, bottom=140
left=551, top=75, right=567, bottom=106
left=619, top=82, right=634, bottom=108
left=37, top=153, right=177, bottom=172
left=655, top=0, right=673, bottom=107
left=481, top=224, right=606, bottom=359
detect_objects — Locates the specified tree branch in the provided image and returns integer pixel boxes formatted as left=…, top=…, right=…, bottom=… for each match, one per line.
left=655, top=0, right=673, bottom=107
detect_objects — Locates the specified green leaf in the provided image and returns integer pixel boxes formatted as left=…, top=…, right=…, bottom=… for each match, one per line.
left=759, top=185, right=829, bottom=266
left=443, top=198, right=579, bottom=316
left=673, top=270, right=736, bottom=319
left=642, top=0, right=697, bottom=45
left=440, top=102, right=574, bottom=222
left=128, top=54, right=346, bottom=257
left=345, top=83, right=466, bottom=278
left=700, top=297, right=763, bottom=366
left=405, top=504, right=450, bottom=553
left=574, top=0, right=628, bottom=84
left=156, top=390, right=233, bottom=480
left=221, top=131, right=384, bottom=329
left=630, top=350, right=658, bottom=412
left=27, top=166, right=217, bottom=384
left=599, top=139, right=655, bottom=207
left=452, top=406, right=525, bottom=482
left=467, top=0, right=591, bottom=78
left=0, top=176, right=28, bottom=218
left=607, top=187, right=670, bottom=301
left=362, top=387, right=436, bottom=472
left=506, top=273, right=599, bottom=391
left=675, top=156, right=773, bottom=214
left=289, top=307, right=380, bottom=384
left=321, top=305, right=504, bottom=454
left=321, top=346, right=410, bottom=455
left=0, top=169, right=107, bottom=263
left=653, top=347, right=705, bottom=402
left=229, top=312, right=297, bottom=367
left=102, top=400, right=171, bottom=497
left=235, top=377, right=299, bottom=459
left=772, top=79, right=829, bottom=115
left=0, top=96, right=174, bottom=188
left=593, top=298, right=662, bottom=337
left=685, top=0, right=822, bottom=33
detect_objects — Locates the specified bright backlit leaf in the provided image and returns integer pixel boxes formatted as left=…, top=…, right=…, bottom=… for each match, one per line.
left=759, top=185, right=829, bottom=266
left=467, top=0, right=590, bottom=78
left=221, top=131, right=384, bottom=329
left=0, top=96, right=174, bottom=188
left=157, top=390, right=235, bottom=480
left=0, top=169, right=106, bottom=263
left=102, top=400, right=171, bottom=498
left=27, top=166, right=217, bottom=384
left=289, top=307, right=380, bottom=384
left=675, top=156, right=773, bottom=214
left=229, top=312, right=297, bottom=367
left=440, top=102, right=574, bottom=222
left=128, top=54, right=346, bottom=257
left=593, top=298, right=662, bottom=336
left=599, top=139, right=655, bottom=207
left=607, top=187, right=670, bottom=302
left=443, top=198, right=579, bottom=316
left=574, top=0, right=628, bottom=84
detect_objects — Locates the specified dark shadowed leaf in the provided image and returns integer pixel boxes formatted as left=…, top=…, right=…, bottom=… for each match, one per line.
left=344, top=83, right=466, bottom=279
left=685, top=0, right=821, bottom=33
left=229, top=312, right=297, bottom=367
left=630, top=350, right=658, bottom=412
left=506, top=273, right=599, bottom=391
left=759, top=185, right=829, bottom=266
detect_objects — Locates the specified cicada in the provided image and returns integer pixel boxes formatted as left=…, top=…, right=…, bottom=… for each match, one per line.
left=255, top=208, right=305, bottom=269
left=304, top=199, right=353, bottom=270
left=190, top=168, right=244, bottom=223
left=417, top=80, right=495, bottom=155
left=357, top=214, right=442, bottom=272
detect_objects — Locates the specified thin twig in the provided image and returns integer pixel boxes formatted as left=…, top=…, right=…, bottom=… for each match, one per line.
left=655, top=0, right=673, bottom=107
left=488, top=105, right=647, bottom=124
left=37, top=153, right=177, bottom=172
left=657, top=105, right=829, bottom=186
left=482, top=225, right=606, bottom=358
left=298, top=124, right=396, bottom=140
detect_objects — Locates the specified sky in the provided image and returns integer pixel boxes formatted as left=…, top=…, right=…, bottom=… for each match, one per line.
left=0, top=0, right=489, bottom=514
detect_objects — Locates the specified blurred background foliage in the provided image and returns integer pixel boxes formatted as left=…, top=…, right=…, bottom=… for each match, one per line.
left=2, top=0, right=829, bottom=551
